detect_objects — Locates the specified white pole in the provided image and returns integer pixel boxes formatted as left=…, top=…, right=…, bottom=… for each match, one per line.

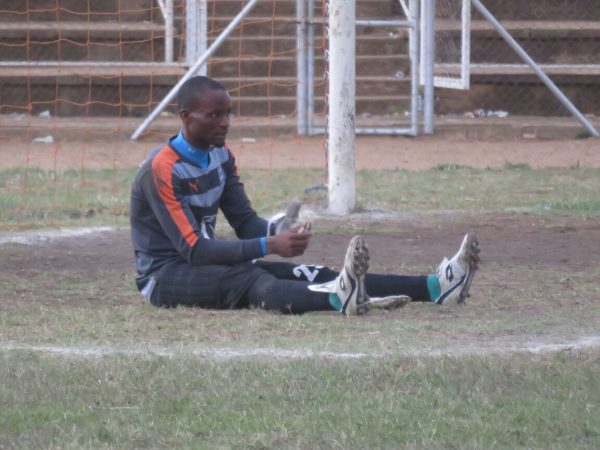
left=156, top=0, right=167, bottom=20
left=185, top=0, right=207, bottom=75
left=131, top=0, right=259, bottom=140
left=327, top=0, right=356, bottom=215
left=296, top=0, right=308, bottom=135
left=470, top=0, right=598, bottom=137
left=398, top=0, right=410, bottom=19
left=164, top=0, right=174, bottom=63
left=461, top=0, right=471, bottom=89
left=198, top=0, right=208, bottom=76
left=307, top=0, right=315, bottom=133
left=422, top=0, right=435, bottom=134
left=185, top=0, right=198, bottom=65
left=409, top=0, right=420, bottom=136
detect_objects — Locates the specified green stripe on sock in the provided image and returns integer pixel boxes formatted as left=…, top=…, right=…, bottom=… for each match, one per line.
left=328, top=293, right=342, bottom=312
left=427, top=274, right=440, bottom=302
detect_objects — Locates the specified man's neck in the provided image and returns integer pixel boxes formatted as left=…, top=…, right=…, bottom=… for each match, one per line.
left=170, top=131, right=211, bottom=168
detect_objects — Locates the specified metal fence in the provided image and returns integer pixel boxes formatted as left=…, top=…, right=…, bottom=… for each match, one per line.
left=434, top=0, right=600, bottom=121
left=0, top=0, right=598, bottom=130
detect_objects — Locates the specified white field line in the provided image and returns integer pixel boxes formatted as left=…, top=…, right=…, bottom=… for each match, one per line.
left=1, top=336, right=600, bottom=361
left=0, top=343, right=367, bottom=360
left=0, top=226, right=119, bottom=245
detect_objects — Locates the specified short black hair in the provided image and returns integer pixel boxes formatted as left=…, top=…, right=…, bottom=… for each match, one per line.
left=176, top=76, right=226, bottom=112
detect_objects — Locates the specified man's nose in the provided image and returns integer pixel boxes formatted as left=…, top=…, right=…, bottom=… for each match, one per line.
left=220, top=114, right=230, bottom=128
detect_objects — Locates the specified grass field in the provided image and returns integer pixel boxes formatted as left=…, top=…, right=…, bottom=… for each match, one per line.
left=1, top=164, right=599, bottom=230
left=2, top=350, right=599, bottom=449
left=1, top=162, right=600, bottom=449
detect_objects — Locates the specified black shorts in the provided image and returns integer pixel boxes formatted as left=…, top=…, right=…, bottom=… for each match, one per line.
left=149, top=259, right=337, bottom=309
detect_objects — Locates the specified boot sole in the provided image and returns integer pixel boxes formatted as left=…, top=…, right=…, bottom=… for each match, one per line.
left=366, top=295, right=411, bottom=311
left=345, top=236, right=370, bottom=316
left=457, top=234, right=480, bottom=304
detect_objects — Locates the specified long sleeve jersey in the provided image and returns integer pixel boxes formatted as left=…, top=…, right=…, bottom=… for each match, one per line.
left=130, top=137, right=269, bottom=293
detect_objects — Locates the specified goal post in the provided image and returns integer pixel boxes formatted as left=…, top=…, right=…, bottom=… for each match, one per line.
left=327, top=0, right=356, bottom=215
left=420, top=0, right=471, bottom=90
left=323, top=0, right=422, bottom=213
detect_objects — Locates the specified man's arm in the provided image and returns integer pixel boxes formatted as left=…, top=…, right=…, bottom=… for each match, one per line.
left=219, top=149, right=272, bottom=238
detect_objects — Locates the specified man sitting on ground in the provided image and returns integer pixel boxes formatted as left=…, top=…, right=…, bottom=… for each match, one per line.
left=129, top=75, right=480, bottom=316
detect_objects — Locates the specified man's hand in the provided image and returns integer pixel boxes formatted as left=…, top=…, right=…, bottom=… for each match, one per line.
left=266, top=221, right=312, bottom=257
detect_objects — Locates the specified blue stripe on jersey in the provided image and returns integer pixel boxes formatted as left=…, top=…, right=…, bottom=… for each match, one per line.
left=168, top=144, right=229, bottom=208
left=170, top=130, right=210, bottom=168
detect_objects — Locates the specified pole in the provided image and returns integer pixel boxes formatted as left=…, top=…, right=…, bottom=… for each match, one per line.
left=307, top=0, right=315, bottom=134
left=131, top=0, right=259, bottom=140
left=198, top=0, right=208, bottom=76
left=296, top=0, right=308, bottom=135
left=164, top=0, right=173, bottom=62
left=327, top=0, right=356, bottom=215
left=422, top=0, right=435, bottom=134
left=185, top=0, right=207, bottom=75
left=409, top=0, right=420, bottom=136
left=470, top=0, right=598, bottom=137
left=185, top=0, right=198, bottom=64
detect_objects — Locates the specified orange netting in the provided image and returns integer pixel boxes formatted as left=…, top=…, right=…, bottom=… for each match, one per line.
left=0, top=0, right=329, bottom=229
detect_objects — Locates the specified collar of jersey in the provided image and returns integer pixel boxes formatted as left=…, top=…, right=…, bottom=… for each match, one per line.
left=170, top=130, right=211, bottom=169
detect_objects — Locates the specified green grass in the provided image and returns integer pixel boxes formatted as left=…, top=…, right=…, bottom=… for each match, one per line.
left=1, top=350, right=598, bottom=449
left=355, top=165, right=600, bottom=215
left=0, top=167, right=132, bottom=229
left=1, top=165, right=600, bottom=230
left=2, top=163, right=600, bottom=448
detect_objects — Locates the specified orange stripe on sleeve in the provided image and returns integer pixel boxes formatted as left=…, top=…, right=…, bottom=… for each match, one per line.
left=152, top=146, right=198, bottom=248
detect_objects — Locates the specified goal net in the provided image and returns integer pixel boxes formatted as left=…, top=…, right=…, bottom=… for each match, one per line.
left=0, top=0, right=329, bottom=228
left=421, top=0, right=471, bottom=89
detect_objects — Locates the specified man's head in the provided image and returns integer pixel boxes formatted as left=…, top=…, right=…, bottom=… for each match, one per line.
left=176, top=76, right=231, bottom=149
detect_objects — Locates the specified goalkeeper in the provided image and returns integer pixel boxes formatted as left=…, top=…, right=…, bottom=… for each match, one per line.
left=129, top=76, right=480, bottom=316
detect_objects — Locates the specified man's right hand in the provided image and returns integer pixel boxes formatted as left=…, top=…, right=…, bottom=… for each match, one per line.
left=266, top=222, right=312, bottom=257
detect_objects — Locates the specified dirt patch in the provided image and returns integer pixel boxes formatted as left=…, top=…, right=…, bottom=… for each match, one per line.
left=2, top=134, right=600, bottom=351
left=2, top=210, right=599, bottom=361
left=2, top=134, right=599, bottom=171
left=2, top=212, right=598, bottom=305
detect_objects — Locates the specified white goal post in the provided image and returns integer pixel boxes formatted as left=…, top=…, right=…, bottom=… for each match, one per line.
left=420, top=0, right=471, bottom=90
left=327, top=0, right=356, bottom=215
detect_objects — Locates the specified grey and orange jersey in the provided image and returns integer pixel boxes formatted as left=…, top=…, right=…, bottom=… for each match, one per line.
left=130, top=140, right=269, bottom=291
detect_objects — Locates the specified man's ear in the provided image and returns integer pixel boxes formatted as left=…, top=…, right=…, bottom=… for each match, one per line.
left=179, top=109, right=189, bottom=122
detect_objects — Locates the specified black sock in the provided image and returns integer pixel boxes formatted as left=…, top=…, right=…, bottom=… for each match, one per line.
left=365, top=274, right=430, bottom=302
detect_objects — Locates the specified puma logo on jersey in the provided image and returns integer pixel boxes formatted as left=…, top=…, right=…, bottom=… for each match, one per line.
left=189, top=180, right=200, bottom=192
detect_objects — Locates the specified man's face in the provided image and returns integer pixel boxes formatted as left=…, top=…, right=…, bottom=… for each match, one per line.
left=179, top=88, right=232, bottom=149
